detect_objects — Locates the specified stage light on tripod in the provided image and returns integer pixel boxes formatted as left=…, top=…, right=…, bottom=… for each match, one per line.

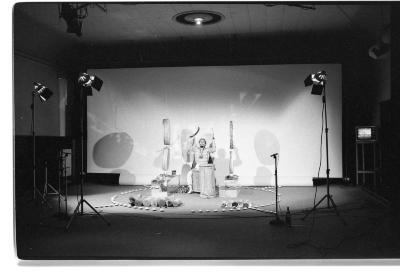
left=33, top=82, right=53, bottom=102
left=304, top=71, right=327, bottom=95
left=78, top=72, right=103, bottom=92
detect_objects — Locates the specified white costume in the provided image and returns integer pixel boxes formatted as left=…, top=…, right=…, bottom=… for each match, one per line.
left=186, top=138, right=216, bottom=192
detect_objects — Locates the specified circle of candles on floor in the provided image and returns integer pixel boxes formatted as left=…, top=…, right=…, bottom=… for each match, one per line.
left=108, top=185, right=280, bottom=215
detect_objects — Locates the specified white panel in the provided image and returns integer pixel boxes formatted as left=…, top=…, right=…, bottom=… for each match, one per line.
left=87, top=64, right=342, bottom=186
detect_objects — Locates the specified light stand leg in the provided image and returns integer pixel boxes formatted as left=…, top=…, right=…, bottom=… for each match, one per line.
left=31, top=92, right=52, bottom=208
left=65, top=85, right=109, bottom=230
left=32, top=92, right=36, bottom=200
left=65, top=153, right=68, bottom=216
left=302, top=86, right=345, bottom=224
left=65, top=199, right=110, bottom=230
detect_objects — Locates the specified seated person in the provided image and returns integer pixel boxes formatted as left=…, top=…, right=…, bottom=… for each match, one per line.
left=186, top=137, right=216, bottom=193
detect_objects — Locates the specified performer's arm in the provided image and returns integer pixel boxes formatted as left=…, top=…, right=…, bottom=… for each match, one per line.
left=187, top=137, right=196, bottom=153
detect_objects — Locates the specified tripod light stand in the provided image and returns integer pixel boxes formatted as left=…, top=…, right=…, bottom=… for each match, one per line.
left=66, top=72, right=109, bottom=230
left=302, top=71, right=343, bottom=221
left=31, top=82, right=53, bottom=204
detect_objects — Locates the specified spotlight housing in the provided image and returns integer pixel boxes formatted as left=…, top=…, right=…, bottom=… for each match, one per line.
left=304, top=71, right=327, bottom=95
left=33, top=82, right=53, bottom=102
left=173, top=10, right=224, bottom=26
left=78, top=73, right=103, bottom=95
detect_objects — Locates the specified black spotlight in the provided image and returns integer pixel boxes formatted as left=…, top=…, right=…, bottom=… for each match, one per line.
left=33, top=82, right=53, bottom=102
left=304, top=70, right=327, bottom=95
left=60, top=3, right=83, bottom=37
left=78, top=72, right=103, bottom=95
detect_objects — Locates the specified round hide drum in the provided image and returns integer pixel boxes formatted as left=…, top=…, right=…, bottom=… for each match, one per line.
left=163, top=119, right=170, bottom=146
left=199, top=164, right=216, bottom=198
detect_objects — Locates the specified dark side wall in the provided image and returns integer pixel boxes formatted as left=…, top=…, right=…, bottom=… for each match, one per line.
left=13, top=6, right=83, bottom=190
left=14, top=54, right=60, bottom=136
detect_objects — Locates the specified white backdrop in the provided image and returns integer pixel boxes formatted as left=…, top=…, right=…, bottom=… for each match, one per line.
left=87, top=64, right=342, bottom=186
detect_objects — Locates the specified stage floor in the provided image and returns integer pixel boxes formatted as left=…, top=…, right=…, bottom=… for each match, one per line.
left=15, top=183, right=400, bottom=260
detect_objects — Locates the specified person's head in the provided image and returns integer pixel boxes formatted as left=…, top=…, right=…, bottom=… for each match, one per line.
left=199, top=138, right=207, bottom=148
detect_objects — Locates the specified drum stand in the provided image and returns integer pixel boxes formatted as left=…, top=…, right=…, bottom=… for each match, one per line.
left=270, top=153, right=284, bottom=226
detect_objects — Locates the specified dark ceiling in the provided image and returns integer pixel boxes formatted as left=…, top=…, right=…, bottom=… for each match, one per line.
left=13, top=2, right=391, bottom=68
left=15, top=2, right=390, bottom=43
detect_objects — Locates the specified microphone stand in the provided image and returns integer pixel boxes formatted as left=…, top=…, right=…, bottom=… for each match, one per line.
left=270, top=153, right=284, bottom=226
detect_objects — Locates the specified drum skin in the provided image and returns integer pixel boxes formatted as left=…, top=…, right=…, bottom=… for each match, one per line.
left=162, top=146, right=170, bottom=171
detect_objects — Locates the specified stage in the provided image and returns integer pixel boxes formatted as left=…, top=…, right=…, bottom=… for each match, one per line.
left=15, top=182, right=400, bottom=259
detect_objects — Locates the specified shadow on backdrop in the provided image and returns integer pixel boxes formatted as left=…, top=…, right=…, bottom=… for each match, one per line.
left=254, top=166, right=273, bottom=186
left=214, top=149, right=229, bottom=186
left=254, top=129, right=280, bottom=166
left=179, top=163, right=191, bottom=185
left=180, top=129, right=194, bottom=163
left=93, top=132, right=134, bottom=168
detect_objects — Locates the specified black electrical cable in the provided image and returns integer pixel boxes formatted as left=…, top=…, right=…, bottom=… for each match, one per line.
left=288, top=99, right=325, bottom=249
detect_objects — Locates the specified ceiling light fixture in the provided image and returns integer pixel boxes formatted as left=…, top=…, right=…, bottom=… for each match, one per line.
left=59, top=3, right=107, bottom=37
left=194, top=17, right=204, bottom=25
left=173, top=10, right=224, bottom=26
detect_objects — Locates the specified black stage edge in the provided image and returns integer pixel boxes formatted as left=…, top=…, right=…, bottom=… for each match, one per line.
left=312, top=177, right=350, bottom=186
left=86, top=173, right=120, bottom=185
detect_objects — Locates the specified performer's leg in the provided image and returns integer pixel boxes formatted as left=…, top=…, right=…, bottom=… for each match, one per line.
left=187, top=170, right=193, bottom=193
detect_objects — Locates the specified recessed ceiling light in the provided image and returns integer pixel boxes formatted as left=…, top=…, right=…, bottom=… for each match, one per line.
left=173, top=10, right=224, bottom=26
left=194, top=17, right=204, bottom=25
